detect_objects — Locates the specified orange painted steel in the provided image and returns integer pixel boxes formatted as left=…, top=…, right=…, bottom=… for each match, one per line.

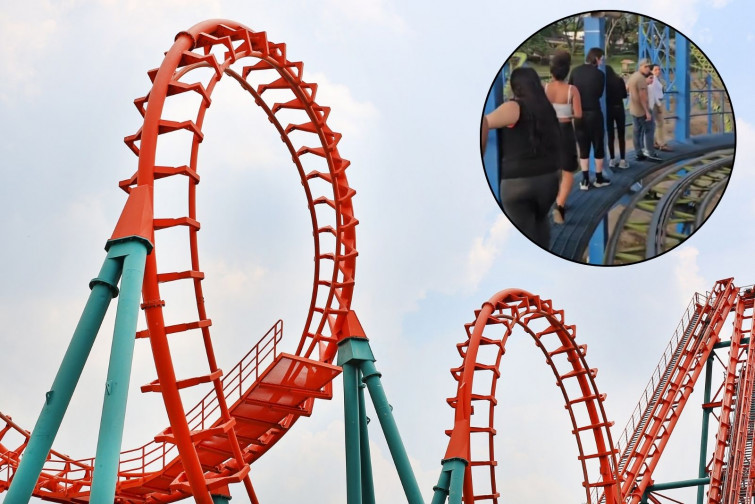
left=707, top=293, right=750, bottom=503
left=718, top=292, right=755, bottom=503
left=0, top=320, right=341, bottom=502
left=441, top=281, right=755, bottom=504
left=443, top=289, right=621, bottom=504
left=617, top=279, right=737, bottom=504
left=0, top=19, right=356, bottom=503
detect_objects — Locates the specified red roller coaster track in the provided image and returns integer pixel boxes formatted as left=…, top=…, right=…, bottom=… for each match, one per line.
left=0, top=19, right=359, bottom=504
left=441, top=279, right=755, bottom=504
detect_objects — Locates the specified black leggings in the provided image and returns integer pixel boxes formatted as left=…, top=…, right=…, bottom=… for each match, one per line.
left=574, top=109, right=605, bottom=160
left=500, top=171, right=560, bottom=249
left=606, top=104, right=626, bottom=160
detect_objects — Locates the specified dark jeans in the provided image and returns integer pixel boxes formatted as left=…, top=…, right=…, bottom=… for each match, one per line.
left=500, top=171, right=560, bottom=249
left=632, top=114, right=656, bottom=157
left=607, top=104, right=626, bottom=160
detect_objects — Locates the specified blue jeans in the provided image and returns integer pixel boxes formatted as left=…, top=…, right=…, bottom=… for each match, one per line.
left=633, top=113, right=656, bottom=157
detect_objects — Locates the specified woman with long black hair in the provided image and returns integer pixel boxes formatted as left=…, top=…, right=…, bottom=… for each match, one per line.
left=481, top=66, right=561, bottom=249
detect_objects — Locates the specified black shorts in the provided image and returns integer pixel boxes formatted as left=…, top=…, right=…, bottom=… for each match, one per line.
left=574, top=109, right=605, bottom=160
left=559, top=121, right=579, bottom=173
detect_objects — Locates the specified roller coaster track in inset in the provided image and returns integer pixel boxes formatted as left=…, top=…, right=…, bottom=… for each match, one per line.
left=604, top=149, right=733, bottom=265
left=0, top=19, right=358, bottom=504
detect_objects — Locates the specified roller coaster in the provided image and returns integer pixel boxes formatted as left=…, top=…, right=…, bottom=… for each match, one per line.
left=550, top=143, right=735, bottom=265
left=439, top=278, right=755, bottom=504
left=0, top=18, right=750, bottom=504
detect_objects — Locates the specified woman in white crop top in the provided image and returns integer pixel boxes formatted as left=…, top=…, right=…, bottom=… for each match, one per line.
left=544, top=50, right=582, bottom=224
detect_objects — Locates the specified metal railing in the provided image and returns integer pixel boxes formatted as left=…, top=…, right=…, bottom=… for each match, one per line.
left=31, top=319, right=284, bottom=492
left=613, top=292, right=706, bottom=456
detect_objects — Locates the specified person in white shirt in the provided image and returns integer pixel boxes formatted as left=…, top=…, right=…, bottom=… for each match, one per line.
left=645, top=72, right=661, bottom=157
left=649, top=65, right=672, bottom=151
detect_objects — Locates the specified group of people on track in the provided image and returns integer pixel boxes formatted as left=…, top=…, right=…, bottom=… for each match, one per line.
left=481, top=47, right=672, bottom=249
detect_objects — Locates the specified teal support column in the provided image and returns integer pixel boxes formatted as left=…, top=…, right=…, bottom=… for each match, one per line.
left=675, top=33, right=690, bottom=141
left=341, top=358, right=363, bottom=504
left=212, top=493, right=232, bottom=504
left=358, top=382, right=376, bottom=504
left=430, top=468, right=452, bottom=504
left=697, top=356, right=715, bottom=504
left=360, top=358, right=424, bottom=504
left=431, top=458, right=468, bottom=504
left=644, top=476, right=711, bottom=502
left=90, top=237, right=150, bottom=502
left=4, top=254, right=123, bottom=504
left=337, top=337, right=423, bottom=504
left=445, top=458, right=468, bottom=504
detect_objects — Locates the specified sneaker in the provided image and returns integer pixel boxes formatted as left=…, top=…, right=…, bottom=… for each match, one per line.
left=552, top=205, right=565, bottom=224
left=618, top=159, right=629, bottom=169
left=608, top=158, right=617, bottom=168
left=593, top=176, right=611, bottom=188
left=635, top=154, right=647, bottom=161
left=645, top=154, right=663, bottom=162
left=579, top=178, right=590, bottom=191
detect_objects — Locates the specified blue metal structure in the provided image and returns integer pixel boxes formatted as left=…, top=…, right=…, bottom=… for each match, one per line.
left=483, top=65, right=506, bottom=203
left=583, top=14, right=607, bottom=265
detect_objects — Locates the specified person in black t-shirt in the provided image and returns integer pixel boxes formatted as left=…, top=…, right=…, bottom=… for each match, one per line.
left=569, top=47, right=610, bottom=190
left=481, top=67, right=560, bottom=249
left=605, top=64, right=629, bottom=169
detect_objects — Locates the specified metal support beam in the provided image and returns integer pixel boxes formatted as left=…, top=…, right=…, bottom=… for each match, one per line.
left=212, top=493, right=232, bottom=504
left=697, top=356, right=715, bottom=504
left=4, top=253, right=123, bottom=503
left=430, top=457, right=469, bottom=504
left=483, top=66, right=505, bottom=204
left=675, top=32, right=691, bottom=141
left=90, top=237, right=150, bottom=502
left=583, top=14, right=607, bottom=264
left=341, top=359, right=363, bottom=504
left=358, top=383, right=376, bottom=504
left=337, top=337, right=424, bottom=504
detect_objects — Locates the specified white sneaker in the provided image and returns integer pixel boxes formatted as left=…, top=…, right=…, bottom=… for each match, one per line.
left=618, top=159, right=629, bottom=169
left=608, top=158, right=617, bottom=168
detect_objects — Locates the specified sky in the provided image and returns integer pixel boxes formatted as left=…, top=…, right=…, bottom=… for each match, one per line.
left=0, top=0, right=754, bottom=503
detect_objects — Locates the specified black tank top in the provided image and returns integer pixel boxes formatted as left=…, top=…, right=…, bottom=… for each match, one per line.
left=500, top=100, right=560, bottom=179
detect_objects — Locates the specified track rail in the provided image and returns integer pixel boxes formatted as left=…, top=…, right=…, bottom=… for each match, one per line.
left=604, top=150, right=732, bottom=265
left=616, top=279, right=737, bottom=504
left=0, top=19, right=357, bottom=503
left=443, top=289, right=620, bottom=504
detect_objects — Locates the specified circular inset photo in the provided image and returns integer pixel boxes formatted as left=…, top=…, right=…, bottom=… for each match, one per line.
left=480, top=11, right=735, bottom=266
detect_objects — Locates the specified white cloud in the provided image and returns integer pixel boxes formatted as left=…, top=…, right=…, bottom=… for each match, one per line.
left=463, top=214, right=513, bottom=292
left=674, top=246, right=707, bottom=303
left=323, top=0, right=408, bottom=34
left=306, top=72, right=380, bottom=141
left=0, top=14, right=57, bottom=101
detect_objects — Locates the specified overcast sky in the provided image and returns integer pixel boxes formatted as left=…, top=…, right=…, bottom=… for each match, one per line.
left=1, top=0, right=754, bottom=503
